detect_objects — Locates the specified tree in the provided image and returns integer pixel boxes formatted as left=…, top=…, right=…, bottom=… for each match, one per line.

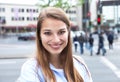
left=36, top=0, right=86, bottom=10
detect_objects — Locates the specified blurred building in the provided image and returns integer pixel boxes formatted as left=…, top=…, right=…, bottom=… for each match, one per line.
left=90, top=0, right=120, bottom=32
left=66, top=7, right=82, bottom=31
left=0, top=3, right=40, bottom=34
left=82, top=0, right=90, bottom=31
left=2, top=0, right=119, bottom=34
left=0, top=3, right=81, bottom=34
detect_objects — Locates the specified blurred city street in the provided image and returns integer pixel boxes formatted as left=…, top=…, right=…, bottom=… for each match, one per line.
left=0, top=36, right=36, bottom=58
left=73, top=34, right=120, bottom=82
left=0, top=0, right=120, bottom=82
left=0, top=34, right=120, bottom=82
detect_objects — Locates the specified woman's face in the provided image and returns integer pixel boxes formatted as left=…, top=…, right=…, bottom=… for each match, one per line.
left=40, top=18, right=69, bottom=56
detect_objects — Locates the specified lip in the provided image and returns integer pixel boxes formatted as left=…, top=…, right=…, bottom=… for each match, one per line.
left=49, top=44, right=62, bottom=49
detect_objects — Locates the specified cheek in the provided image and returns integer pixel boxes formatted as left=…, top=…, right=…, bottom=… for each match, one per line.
left=40, top=34, right=47, bottom=44
left=40, top=37, right=49, bottom=49
left=62, top=33, right=69, bottom=42
left=40, top=35, right=48, bottom=43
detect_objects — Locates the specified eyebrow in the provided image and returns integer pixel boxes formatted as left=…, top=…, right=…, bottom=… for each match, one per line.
left=59, top=28, right=67, bottom=31
left=42, top=29, right=51, bottom=31
left=42, top=27, right=67, bottom=31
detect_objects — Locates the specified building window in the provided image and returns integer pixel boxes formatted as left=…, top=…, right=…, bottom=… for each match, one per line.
left=22, top=17, right=24, bottom=21
left=0, top=8, right=5, bottom=12
left=11, top=8, right=14, bottom=12
left=26, top=8, right=39, bottom=13
left=0, top=16, right=6, bottom=24
left=36, top=9, right=38, bottom=13
left=26, top=9, right=29, bottom=12
left=11, top=17, right=25, bottom=21
left=66, top=10, right=76, bottom=14
left=21, top=9, right=24, bottom=12
left=27, top=17, right=30, bottom=21
left=69, top=17, right=76, bottom=21
left=18, top=8, right=24, bottom=12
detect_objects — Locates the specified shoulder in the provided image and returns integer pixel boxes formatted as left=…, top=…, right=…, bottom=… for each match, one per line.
left=23, top=58, right=37, bottom=67
left=20, top=58, right=37, bottom=74
left=73, top=55, right=87, bottom=74
left=73, top=55, right=93, bottom=82
left=16, top=58, right=44, bottom=82
left=73, top=55, right=85, bottom=64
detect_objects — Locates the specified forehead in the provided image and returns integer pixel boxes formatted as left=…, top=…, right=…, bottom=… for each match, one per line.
left=41, top=18, right=67, bottom=31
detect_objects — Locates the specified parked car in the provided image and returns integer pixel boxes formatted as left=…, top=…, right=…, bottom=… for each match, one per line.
left=18, top=32, right=36, bottom=41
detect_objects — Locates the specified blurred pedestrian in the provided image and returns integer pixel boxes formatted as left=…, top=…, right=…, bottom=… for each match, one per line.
left=88, top=33, right=94, bottom=56
left=107, top=31, right=114, bottom=49
left=84, top=32, right=89, bottom=50
left=73, top=34, right=78, bottom=52
left=96, top=32, right=106, bottom=56
left=78, top=33, right=85, bottom=54
left=17, top=7, right=92, bottom=82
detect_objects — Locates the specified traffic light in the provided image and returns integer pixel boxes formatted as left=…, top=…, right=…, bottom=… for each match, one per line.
left=97, top=14, right=101, bottom=25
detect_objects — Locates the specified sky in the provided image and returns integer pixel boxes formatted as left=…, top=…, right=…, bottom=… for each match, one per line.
left=0, top=0, right=39, bottom=5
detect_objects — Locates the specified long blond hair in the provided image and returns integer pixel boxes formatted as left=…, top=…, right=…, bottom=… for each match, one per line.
left=36, top=7, right=83, bottom=82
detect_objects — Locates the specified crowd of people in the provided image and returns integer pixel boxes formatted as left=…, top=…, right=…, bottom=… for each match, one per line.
left=73, top=30, right=115, bottom=56
left=73, top=32, right=94, bottom=56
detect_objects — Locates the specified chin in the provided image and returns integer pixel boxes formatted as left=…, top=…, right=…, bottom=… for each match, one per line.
left=50, top=50, right=63, bottom=55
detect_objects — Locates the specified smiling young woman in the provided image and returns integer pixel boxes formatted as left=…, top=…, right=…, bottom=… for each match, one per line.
left=17, top=7, right=93, bottom=82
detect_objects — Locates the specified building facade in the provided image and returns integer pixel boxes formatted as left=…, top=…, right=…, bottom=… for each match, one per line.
left=0, top=3, right=40, bottom=34
left=0, top=3, right=81, bottom=34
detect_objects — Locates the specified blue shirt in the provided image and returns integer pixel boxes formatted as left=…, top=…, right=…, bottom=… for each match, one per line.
left=16, top=57, right=92, bottom=82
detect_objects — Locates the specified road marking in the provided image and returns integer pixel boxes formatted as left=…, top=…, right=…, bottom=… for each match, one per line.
left=0, top=44, right=35, bottom=49
left=100, top=57, right=120, bottom=78
left=0, top=44, right=29, bottom=47
left=0, top=60, right=16, bottom=64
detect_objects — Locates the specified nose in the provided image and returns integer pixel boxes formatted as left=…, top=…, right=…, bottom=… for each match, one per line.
left=52, top=34, right=60, bottom=43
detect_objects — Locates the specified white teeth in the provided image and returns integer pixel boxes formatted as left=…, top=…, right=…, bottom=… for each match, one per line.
left=52, top=45, right=60, bottom=48
left=50, top=44, right=60, bottom=48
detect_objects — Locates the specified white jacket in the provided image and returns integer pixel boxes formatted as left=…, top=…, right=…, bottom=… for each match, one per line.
left=16, top=55, right=93, bottom=82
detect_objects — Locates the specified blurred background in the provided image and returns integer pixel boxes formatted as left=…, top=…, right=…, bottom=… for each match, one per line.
left=0, top=0, right=120, bottom=82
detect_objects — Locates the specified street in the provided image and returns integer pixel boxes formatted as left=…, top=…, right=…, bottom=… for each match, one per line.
left=73, top=34, right=120, bottom=82
left=0, top=58, right=26, bottom=82
left=0, top=35, right=120, bottom=82
left=0, top=37, right=36, bottom=58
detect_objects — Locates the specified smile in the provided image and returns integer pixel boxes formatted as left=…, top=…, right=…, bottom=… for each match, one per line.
left=49, top=44, right=62, bottom=49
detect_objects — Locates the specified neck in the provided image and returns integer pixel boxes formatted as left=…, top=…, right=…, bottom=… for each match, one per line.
left=49, top=55, right=63, bottom=69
